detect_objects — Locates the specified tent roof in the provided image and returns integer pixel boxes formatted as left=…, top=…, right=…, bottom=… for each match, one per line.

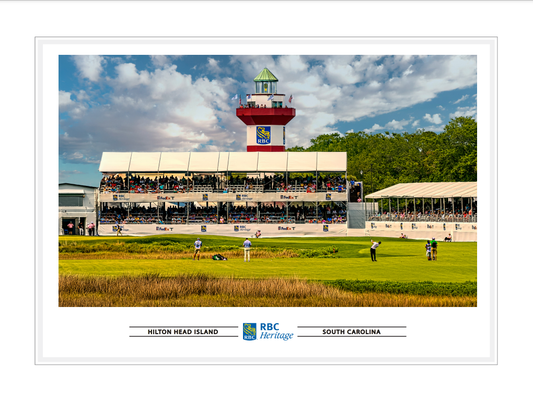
left=365, top=182, right=477, bottom=199
left=99, top=151, right=347, bottom=173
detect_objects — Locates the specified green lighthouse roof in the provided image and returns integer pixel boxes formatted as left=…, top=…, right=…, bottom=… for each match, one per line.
left=253, top=68, right=278, bottom=82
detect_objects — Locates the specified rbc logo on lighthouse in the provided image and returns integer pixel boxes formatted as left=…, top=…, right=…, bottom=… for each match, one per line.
left=256, top=126, right=271, bottom=144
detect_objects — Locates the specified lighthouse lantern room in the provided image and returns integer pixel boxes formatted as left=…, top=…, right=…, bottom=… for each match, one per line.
left=236, top=68, right=296, bottom=152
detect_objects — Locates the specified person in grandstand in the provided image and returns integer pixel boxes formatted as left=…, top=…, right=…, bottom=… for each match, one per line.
left=243, top=238, right=252, bottom=262
left=370, top=239, right=381, bottom=262
left=193, top=238, right=202, bottom=261
left=430, top=237, right=438, bottom=260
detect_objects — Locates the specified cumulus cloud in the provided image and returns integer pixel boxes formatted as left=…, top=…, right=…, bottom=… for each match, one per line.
left=59, top=55, right=477, bottom=163
left=72, top=55, right=104, bottom=82
left=423, top=113, right=442, bottom=124
left=150, top=55, right=171, bottom=68
left=364, top=123, right=384, bottom=133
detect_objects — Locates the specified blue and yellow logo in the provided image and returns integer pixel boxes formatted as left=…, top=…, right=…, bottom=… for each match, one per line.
left=243, top=323, right=257, bottom=341
left=256, top=126, right=271, bottom=144
left=323, top=225, right=329, bottom=232
left=236, top=194, right=241, bottom=200
left=234, top=225, right=239, bottom=232
left=202, top=194, right=208, bottom=201
left=113, top=195, right=118, bottom=201
left=201, top=225, right=206, bottom=232
left=326, top=193, right=331, bottom=200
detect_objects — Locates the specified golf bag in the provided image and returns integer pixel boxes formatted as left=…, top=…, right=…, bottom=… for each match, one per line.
left=212, top=254, right=227, bottom=261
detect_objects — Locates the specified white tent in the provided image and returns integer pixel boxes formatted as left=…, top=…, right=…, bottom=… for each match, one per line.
left=365, top=182, right=477, bottom=199
left=99, top=151, right=347, bottom=173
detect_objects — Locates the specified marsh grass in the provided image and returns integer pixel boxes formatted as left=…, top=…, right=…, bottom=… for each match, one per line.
left=59, top=274, right=477, bottom=307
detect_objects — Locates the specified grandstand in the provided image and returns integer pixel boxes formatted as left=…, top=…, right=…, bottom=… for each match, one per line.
left=364, top=182, right=477, bottom=241
left=97, top=151, right=356, bottom=237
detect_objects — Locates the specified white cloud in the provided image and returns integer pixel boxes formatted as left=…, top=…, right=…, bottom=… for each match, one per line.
left=72, top=55, right=104, bottom=82
left=449, top=106, right=477, bottom=119
left=452, top=94, right=469, bottom=104
left=59, top=91, right=75, bottom=110
left=363, top=123, right=384, bottom=133
left=150, top=55, right=171, bottom=68
left=207, top=57, right=222, bottom=74
left=437, top=105, right=445, bottom=110
left=384, top=118, right=412, bottom=130
left=60, top=55, right=478, bottom=161
left=423, top=113, right=442, bottom=124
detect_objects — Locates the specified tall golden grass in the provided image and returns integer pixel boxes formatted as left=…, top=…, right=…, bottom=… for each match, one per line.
left=59, top=274, right=477, bottom=307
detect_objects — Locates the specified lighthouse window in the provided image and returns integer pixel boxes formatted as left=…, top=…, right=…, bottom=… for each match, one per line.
left=264, top=83, right=268, bottom=93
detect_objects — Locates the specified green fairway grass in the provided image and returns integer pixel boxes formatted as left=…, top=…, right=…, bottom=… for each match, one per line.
left=58, top=235, right=476, bottom=282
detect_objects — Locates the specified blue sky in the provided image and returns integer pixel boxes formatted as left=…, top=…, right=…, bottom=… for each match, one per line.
left=59, top=55, right=477, bottom=186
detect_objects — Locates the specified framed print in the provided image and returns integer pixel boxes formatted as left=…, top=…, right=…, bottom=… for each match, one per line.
left=35, top=36, right=496, bottom=364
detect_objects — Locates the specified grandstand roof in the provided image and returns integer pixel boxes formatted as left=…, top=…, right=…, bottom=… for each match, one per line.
left=98, top=152, right=347, bottom=174
left=365, top=182, right=477, bottom=199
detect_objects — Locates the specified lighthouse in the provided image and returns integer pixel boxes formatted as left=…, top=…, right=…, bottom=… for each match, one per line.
left=236, top=68, right=296, bottom=152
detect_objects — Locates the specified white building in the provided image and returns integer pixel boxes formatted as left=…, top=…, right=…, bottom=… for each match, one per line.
left=58, top=183, right=98, bottom=235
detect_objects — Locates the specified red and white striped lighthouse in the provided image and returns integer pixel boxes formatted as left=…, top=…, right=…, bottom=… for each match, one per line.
left=236, top=68, right=296, bottom=152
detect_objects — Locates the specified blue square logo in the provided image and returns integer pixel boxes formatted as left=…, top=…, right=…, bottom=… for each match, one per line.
left=256, top=126, right=271, bottom=144
left=236, top=194, right=241, bottom=200
left=326, top=193, right=331, bottom=200
left=243, top=323, right=257, bottom=341
left=323, top=225, right=329, bottom=232
left=201, top=225, right=206, bottom=232
left=202, top=194, right=208, bottom=201
left=234, top=226, right=239, bottom=232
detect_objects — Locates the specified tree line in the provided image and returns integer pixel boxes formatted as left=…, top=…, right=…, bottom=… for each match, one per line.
left=286, top=116, right=477, bottom=194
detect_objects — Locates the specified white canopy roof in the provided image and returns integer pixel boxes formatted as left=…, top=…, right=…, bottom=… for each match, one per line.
left=99, top=151, right=347, bottom=173
left=365, top=182, right=477, bottom=199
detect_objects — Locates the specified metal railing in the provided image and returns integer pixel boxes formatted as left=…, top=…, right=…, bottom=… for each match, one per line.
left=365, top=213, right=477, bottom=223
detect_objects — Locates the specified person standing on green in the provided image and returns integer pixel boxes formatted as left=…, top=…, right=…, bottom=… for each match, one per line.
left=430, top=237, right=438, bottom=260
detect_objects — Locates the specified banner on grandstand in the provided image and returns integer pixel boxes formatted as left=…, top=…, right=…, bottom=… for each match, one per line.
left=99, top=192, right=347, bottom=203
left=98, top=223, right=348, bottom=237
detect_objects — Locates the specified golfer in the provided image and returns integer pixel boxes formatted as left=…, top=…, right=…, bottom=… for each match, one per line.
left=116, top=223, right=122, bottom=236
left=193, top=238, right=202, bottom=261
left=425, top=240, right=432, bottom=261
left=430, top=237, right=438, bottom=260
left=370, top=239, right=381, bottom=262
left=243, top=238, right=252, bottom=262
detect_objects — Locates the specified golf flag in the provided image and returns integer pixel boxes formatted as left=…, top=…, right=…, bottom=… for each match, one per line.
left=232, top=94, right=238, bottom=100
left=289, top=94, right=293, bottom=103
left=267, top=94, right=274, bottom=100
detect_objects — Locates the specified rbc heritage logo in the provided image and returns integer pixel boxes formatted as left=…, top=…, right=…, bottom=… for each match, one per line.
left=236, top=194, right=242, bottom=200
left=323, top=225, right=329, bottom=232
left=201, top=225, right=207, bottom=232
left=234, top=225, right=239, bottom=232
left=243, top=323, right=257, bottom=341
left=202, top=194, right=208, bottom=201
left=113, top=195, right=118, bottom=201
left=326, top=193, right=331, bottom=200
left=256, top=126, right=271, bottom=144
